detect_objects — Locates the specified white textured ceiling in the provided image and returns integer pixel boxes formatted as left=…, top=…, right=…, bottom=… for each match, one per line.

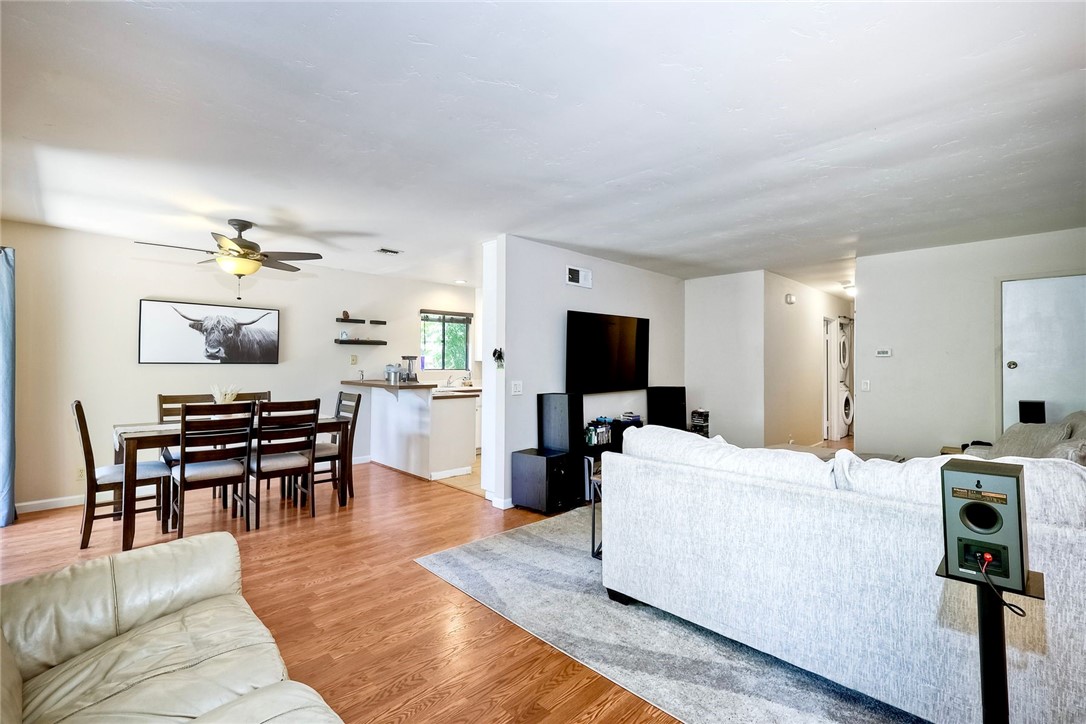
left=3, top=2, right=1084, bottom=294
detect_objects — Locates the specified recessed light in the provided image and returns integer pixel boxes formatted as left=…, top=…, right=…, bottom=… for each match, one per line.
left=454, top=279, right=467, bottom=285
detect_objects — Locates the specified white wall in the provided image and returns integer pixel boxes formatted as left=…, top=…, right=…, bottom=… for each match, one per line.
left=763, top=272, right=852, bottom=446
left=496, top=235, right=685, bottom=504
left=684, top=271, right=766, bottom=446
left=854, top=227, right=1086, bottom=459
left=4, top=220, right=474, bottom=508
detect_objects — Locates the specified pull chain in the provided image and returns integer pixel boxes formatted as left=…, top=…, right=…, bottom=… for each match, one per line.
left=235, top=275, right=242, bottom=300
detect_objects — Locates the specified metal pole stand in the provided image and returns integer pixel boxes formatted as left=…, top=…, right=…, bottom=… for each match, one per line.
left=936, top=558, right=1044, bottom=724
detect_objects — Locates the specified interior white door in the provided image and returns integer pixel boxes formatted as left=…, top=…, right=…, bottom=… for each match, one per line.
left=1002, top=274, right=1086, bottom=429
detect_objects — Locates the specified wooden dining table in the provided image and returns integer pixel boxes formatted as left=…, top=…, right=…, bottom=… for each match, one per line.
left=112, top=417, right=352, bottom=550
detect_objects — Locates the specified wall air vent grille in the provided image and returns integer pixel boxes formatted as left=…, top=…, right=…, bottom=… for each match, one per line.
left=567, top=266, right=592, bottom=288
left=375, top=248, right=403, bottom=255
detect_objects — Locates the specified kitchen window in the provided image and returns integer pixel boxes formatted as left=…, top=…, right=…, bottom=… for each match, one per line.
left=420, top=309, right=471, bottom=371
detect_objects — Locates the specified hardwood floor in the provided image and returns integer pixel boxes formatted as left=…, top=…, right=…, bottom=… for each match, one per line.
left=0, top=463, right=675, bottom=723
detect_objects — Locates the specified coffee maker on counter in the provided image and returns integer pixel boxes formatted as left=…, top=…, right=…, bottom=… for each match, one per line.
left=399, top=355, right=419, bottom=383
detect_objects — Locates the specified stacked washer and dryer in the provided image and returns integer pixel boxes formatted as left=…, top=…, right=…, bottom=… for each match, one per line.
left=828, top=318, right=854, bottom=441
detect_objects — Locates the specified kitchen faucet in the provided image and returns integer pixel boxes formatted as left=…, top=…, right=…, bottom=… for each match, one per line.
left=446, top=373, right=471, bottom=387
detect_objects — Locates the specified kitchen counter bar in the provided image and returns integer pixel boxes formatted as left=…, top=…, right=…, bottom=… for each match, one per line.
left=341, top=379, right=475, bottom=480
left=340, top=380, right=438, bottom=390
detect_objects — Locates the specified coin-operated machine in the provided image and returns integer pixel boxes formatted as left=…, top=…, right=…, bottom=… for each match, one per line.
left=938, top=458, right=1044, bottom=724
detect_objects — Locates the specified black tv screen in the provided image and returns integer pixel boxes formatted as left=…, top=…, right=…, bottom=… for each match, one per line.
left=566, top=311, right=649, bottom=394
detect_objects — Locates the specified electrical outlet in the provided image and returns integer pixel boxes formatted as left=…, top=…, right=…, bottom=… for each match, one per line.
left=76, top=466, right=85, bottom=482
left=511, top=380, right=523, bottom=395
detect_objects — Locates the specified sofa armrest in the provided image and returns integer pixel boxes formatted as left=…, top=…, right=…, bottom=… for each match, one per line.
left=1, top=532, right=242, bottom=680
left=965, top=444, right=996, bottom=459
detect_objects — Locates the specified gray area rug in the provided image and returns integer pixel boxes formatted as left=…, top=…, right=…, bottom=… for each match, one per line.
left=416, top=506, right=925, bottom=724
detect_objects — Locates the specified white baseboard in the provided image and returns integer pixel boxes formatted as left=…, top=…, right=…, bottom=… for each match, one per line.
left=490, top=497, right=513, bottom=510
left=17, top=495, right=83, bottom=513
left=430, top=466, right=473, bottom=481
left=352, top=455, right=371, bottom=465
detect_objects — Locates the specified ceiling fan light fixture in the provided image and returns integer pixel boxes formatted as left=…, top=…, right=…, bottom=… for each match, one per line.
left=216, top=255, right=262, bottom=276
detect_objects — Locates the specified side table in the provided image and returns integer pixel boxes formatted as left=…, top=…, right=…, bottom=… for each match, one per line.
left=590, top=471, right=603, bottom=560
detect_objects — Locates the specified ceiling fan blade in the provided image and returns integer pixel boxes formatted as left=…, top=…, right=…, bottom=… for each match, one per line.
left=262, top=251, right=323, bottom=261
left=198, top=257, right=219, bottom=264
left=212, top=233, right=243, bottom=253
left=260, top=259, right=301, bottom=272
left=134, top=241, right=215, bottom=255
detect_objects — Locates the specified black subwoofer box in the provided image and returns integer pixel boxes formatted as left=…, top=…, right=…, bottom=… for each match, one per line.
left=538, top=393, right=583, bottom=452
left=647, top=386, right=687, bottom=430
left=511, top=448, right=579, bottom=514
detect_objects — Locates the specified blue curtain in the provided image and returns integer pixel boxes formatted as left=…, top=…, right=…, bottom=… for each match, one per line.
left=0, top=247, right=14, bottom=526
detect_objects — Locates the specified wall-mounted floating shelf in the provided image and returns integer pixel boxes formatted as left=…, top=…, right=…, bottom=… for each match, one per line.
left=369, top=320, right=387, bottom=325
left=336, top=318, right=366, bottom=324
left=334, top=339, right=387, bottom=345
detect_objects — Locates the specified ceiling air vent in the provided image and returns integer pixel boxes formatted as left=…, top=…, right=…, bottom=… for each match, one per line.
left=566, top=265, right=592, bottom=289
left=375, top=247, right=403, bottom=256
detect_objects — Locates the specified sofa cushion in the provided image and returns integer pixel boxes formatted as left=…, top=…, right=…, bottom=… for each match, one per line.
left=622, top=426, right=835, bottom=489
left=992, top=422, right=1072, bottom=459
left=834, top=449, right=948, bottom=506
left=22, top=594, right=286, bottom=724
left=1045, top=439, right=1086, bottom=466
left=1, top=633, right=21, bottom=724
left=622, top=425, right=740, bottom=467
left=192, top=681, right=343, bottom=723
left=835, top=450, right=1086, bottom=528
left=1060, top=410, right=1086, bottom=439
left=988, top=455, right=1086, bottom=529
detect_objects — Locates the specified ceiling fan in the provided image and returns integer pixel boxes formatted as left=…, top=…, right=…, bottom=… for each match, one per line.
left=135, top=219, right=323, bottom=298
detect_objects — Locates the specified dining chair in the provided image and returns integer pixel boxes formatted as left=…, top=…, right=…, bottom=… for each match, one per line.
left=313, top=391, right=361, bottom=498
left=248, top=399, right=320, bottom=525
left=158, top=392, right=270, bottom=502
left=72, top=400, right=171, bottom=549
left=169, top=401, right=254, bottom=538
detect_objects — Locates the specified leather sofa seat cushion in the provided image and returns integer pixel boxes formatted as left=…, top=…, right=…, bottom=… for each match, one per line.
left=1, top=634, right=21, bottom=723
left=192, top=681, right=344, bottom=723
left=22, top=594, right=286, bottom=724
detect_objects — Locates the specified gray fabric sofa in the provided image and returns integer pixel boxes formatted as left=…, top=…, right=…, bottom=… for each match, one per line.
left=602, top=425, right=1086, bottom=724
left=1, top=532, right=341, bottom=723
left=967, top=410, right=1086, bottom=464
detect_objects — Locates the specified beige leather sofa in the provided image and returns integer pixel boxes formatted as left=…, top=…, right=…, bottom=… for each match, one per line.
left=1, top=532, right=341, bottom=723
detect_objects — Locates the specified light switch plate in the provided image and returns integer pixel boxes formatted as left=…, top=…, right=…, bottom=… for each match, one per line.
left=511, top=380, right=523, bottom=395
left=861, top=380, right=871, bottom=392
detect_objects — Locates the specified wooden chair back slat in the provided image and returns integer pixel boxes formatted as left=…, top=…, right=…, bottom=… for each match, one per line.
left=254, top=399, right=320, bottom=468
left=178, top=401, right=254, bottom=467
left=159, top=392, right=270, bottom=422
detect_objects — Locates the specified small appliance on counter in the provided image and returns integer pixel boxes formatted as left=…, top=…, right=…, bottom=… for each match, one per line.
left=400, top=355, right=419, bottom=383
left=384, top=363, right=403, bottom=384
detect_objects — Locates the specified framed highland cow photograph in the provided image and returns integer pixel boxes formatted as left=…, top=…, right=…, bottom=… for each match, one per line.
left=139, top=299, right=280, bottom=364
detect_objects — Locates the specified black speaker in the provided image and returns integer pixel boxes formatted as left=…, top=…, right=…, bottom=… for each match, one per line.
left=1019, top=400, right=1045, bottom=424
left=941, top=458, right=1028, bottom=593
left=647, top=386, right=686, bottom=430
left=511, top=448, right=580, bottom=514
left=538, top=393, right=583, bottom=452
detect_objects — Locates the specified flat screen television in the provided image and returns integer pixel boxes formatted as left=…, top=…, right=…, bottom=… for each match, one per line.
left=566, top=310, right=649, bottom=394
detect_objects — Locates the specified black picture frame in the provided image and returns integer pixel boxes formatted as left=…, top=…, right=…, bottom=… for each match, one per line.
left=139, top=299, right=280, bottom=364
